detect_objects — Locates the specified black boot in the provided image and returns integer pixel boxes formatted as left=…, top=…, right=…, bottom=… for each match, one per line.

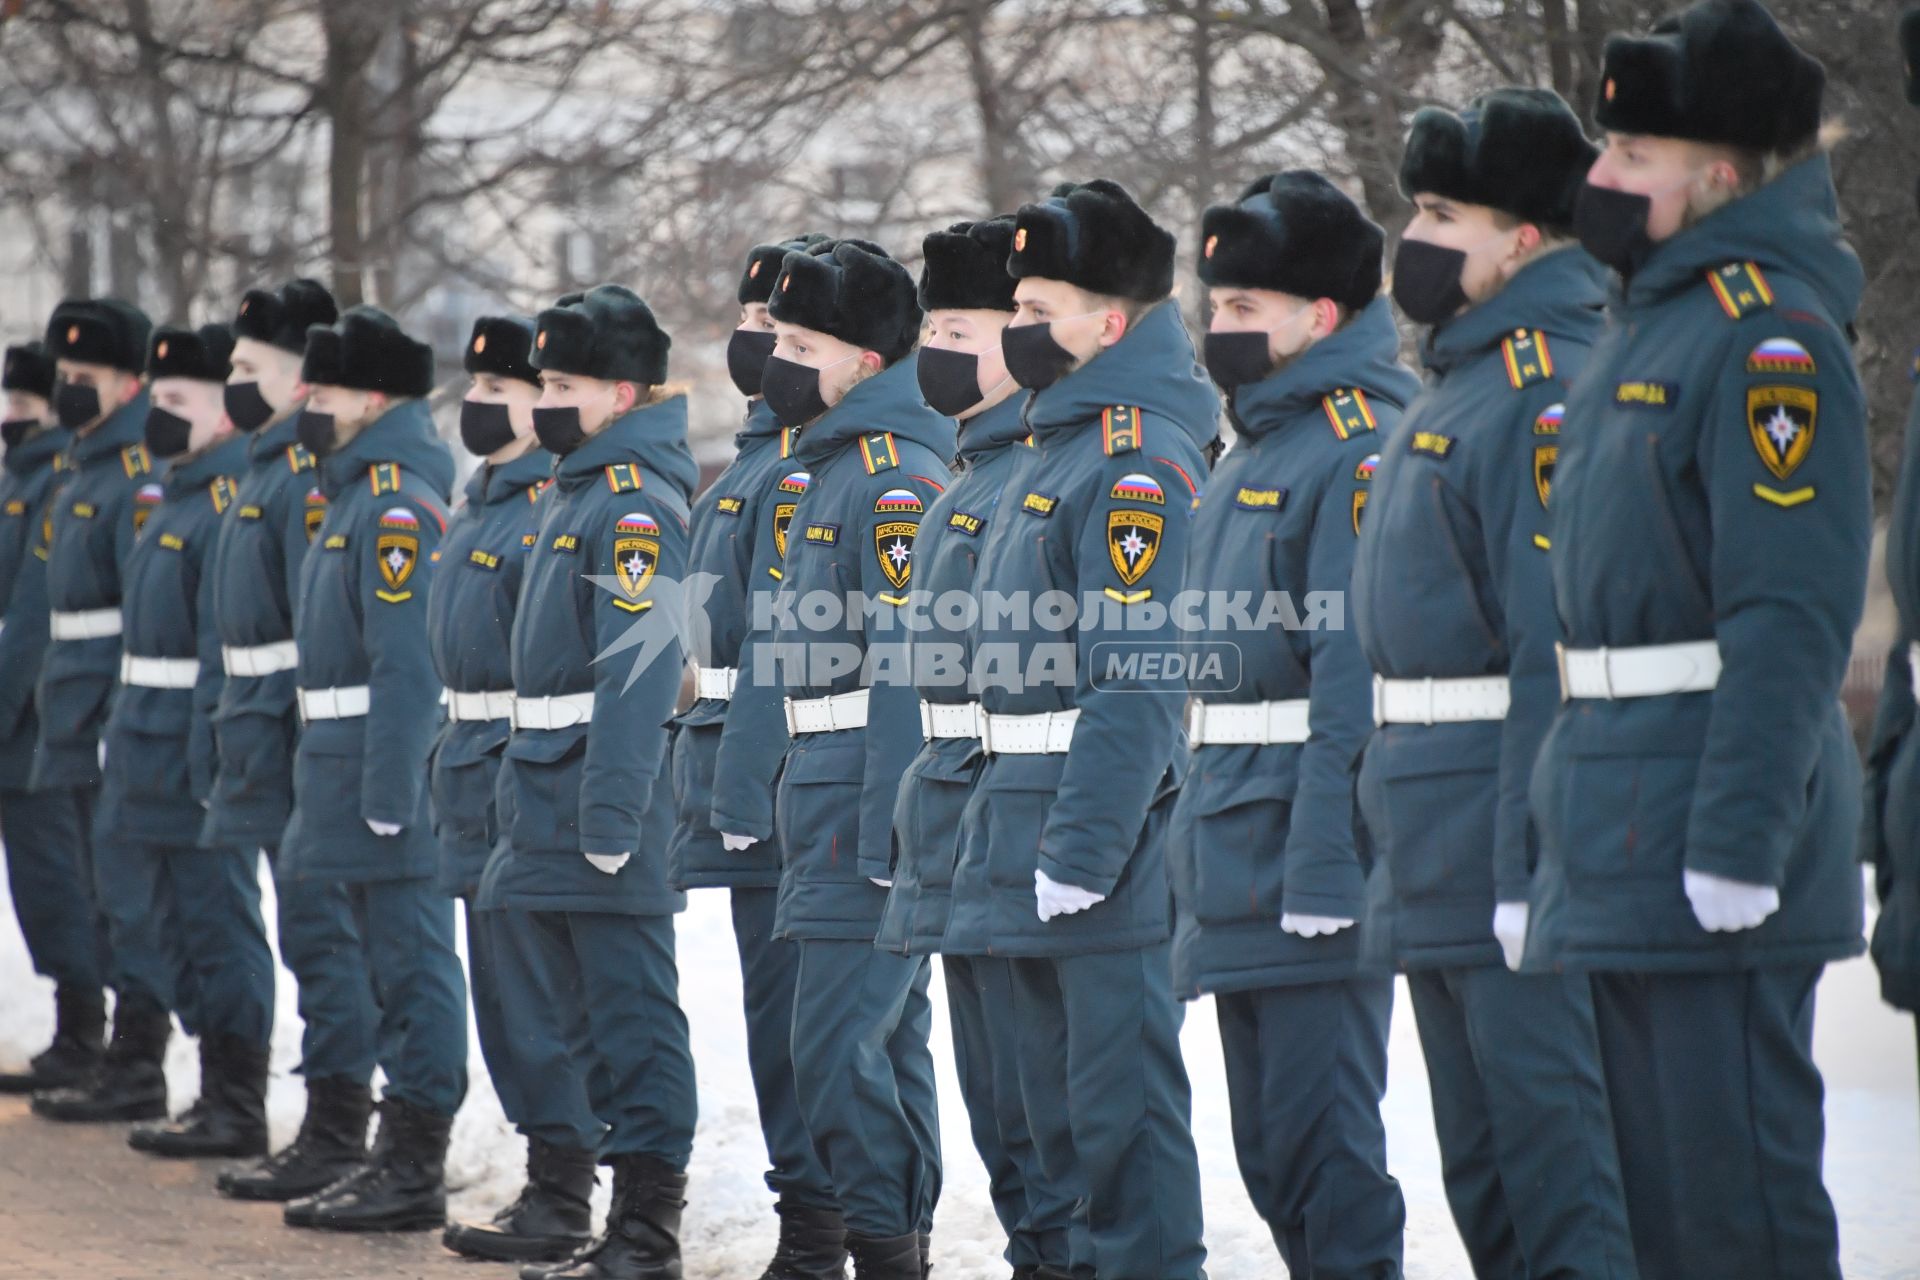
left=129, top=1034, right=269, bottom=1158
left=443, top=1136, right=596, bottom=1262
left=216, top=1075, right=371, bottom=1201
left=519, top=1153, right=686, bottom=1280
left=756, top=1200, right=849, bottom=1280
left=284, top=1095, right=451, bottom=1232
left=30, top=995, right=169, bottom=1122
left=0, top=985, right=105, bottom=1094
left=845, top=1233, right=922, bottom=1280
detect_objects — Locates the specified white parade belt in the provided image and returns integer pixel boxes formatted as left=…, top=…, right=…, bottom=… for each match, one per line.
left=785, top=689, right=870, bottom=734
left=222, top=640, right=298, bottom=677
left=1187, top=698, right=1311, bottom=746
left=49, top=608, right=121, bottom=640
left=511, top=691, right=596, bottom=730
left=119, top=653, right=199, bottom=689
left=919, top=700, right=983, bottom=741
left=980, top=708, right=1079, bottom=755
left=695, top=665, right=738, bottom=701
left=297, top=685, right=371, bottom=721
left=1557, top=641, right=1720, bottom=700
left=1373, top=676, right=1511, bottom=726
left=447, top=689, right=515, bottom=723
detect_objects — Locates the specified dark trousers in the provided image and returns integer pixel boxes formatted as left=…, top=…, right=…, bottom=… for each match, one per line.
left=491, top=909, right=696, bottom=1164
left=0, top=784, right=103, bottom=992
left=731, top=887, right=834, bottom=1206
left=115, top=845, right=272, bottom=1044
left=465, top=898, right=596, bottom=1147
left=1591, top=966, right=1841, bottom=1280
left=946, top=953, right=1080, bottom=1272
left=269, top=847, right=378, bottom=1087
left=91, top=837, right=200, bottom=1031
left=1407, top=965, right=1636, bottom=1280
left=1217, top=977, right=1404, bottom=1279
left=790, top=938, right=940, bottom=1238
left=1008, top=943, right=1206, bottom=1280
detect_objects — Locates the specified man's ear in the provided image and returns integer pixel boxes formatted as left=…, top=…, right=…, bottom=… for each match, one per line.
left=1099, top=308, right=1131, bottom=350
left=119, top=375, right=144, bottom=408
left=860, top=350, right=884, bottom=374
left=612, top=381, right=640, bottom=416
left=1310, top=297, right=1341, bottom=341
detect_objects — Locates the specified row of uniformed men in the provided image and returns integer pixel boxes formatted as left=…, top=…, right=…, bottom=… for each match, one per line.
left=0, top=0, right=1891, bottom=1277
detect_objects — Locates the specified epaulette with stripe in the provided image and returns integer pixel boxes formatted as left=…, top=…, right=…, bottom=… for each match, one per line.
left=368, top=462, right=402, bottom=496
left=1101, top=405, right=1141, bottom=456
left=209, top=476, right=237, bottom=514
left=1500, top=329, right=1555, bottom=390
left=1322, top=388, right=1377, bottom=439
left=779, top=427, right=795, bottom=459
left=286, top=443, right=317, bottom=473
left=120, top=444, right=151, bottom=478
left=52, top=453, right=67, bottom=472
left=604, top=462, right=643, bottom=494
left=1706, top=261, right=1774, bottom=321
left=859, top=432, right=899, bottom=474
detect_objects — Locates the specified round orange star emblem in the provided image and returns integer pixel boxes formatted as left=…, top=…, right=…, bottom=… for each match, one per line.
left=473, top=334, right=486, bottom=354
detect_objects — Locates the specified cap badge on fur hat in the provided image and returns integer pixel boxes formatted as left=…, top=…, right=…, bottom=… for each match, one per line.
left=536, top=330, right=547, bottom=349
left=750, top=260, right=763, bottom=279
left=1204, top=235, right=1218, bottom=258
left=66, top=326, right=79, bottom=345
left=473, top=334, right=486, bottom=354
left=156, top=340, right=169, bottom=360
left=1014, top=228, right=1028, bottom=252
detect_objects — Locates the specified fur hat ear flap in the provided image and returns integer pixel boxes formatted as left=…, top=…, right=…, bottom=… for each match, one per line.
left=464, top=315, right=540, bottom=386
left=767, top=239, right=921, bottom=365
left=2, top=342, right=57, bottom=399
left=147, top=323, right=236, bottom=384
left=45, top=298, right=152, bottom=375
left=301, top=305, right=435, bottom=399
left=530, top=285, right=670, bottom=385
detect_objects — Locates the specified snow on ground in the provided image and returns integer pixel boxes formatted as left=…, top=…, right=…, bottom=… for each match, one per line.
left=0, top=861, right=1916, bottom=1278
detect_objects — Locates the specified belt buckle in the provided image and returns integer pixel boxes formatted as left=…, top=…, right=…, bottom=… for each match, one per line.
left=1185, top=699, right=1205, bottom=744
left=1554, top=642, right=1569, bottom=703
left=977, top=710, right=995, bottom=756
left=783, top=697, right=799, bottom=737
left=1371, top=675, right=1386, bottom=728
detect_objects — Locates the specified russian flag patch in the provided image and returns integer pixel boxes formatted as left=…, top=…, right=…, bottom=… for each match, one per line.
left=874, top=487, right=922, bottom=515
left=378, top=506, right=420, bottom=530
left=1746, top=338, right=1815, bottom=375
left=1109, top=473, right=1164, bottom=505
left=616, top=512, right=660, bottom=534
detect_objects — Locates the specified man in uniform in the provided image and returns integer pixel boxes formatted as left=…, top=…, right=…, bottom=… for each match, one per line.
left=26, top=298, right=157, bottom=1120
left=712, top=239, right=952, bottom=1279
left=206, top=279, right=391, bottom=1200
left=436, top=315, right=597, bottom=1266
left=877, top=215, right=1081, bottom=1280
left=665, top=234, right=845, bottom=1280
left=478, top=284, right=698, bottom=1280
left=1351, top=89, right=1636, bottom=1279
left=77, top=322, right=275, bottom=1158
left=0, top=339, right=105, bottom=1096
left=275, top=306, right=468, bottom=1233
left=944, top=179, right=1210, bottom=1280
left=1864, top=1, right=1920, bottom=1104
left=1535, top=4, right=1865, bottom=1276
left=1177, top=170, right=1419, bottom=1277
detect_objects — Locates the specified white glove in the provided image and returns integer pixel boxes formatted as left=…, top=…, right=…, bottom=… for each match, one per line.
left=1492, top=901, right=1530, bottom=971
left=366, top=819, right=402, bottom=836
left=97, top=740, right=107, bottom=769
left=585, top=851, right=631, bottom=875
left=721, top=832, right=761, bottom=851
left=1034, top=869, right=1105, bottom=922
left=1684, top=869, right=1780, bottom=933
left=869, top=877, right=893, bottom=888
left=1280, top=913, right=1355, bottom=938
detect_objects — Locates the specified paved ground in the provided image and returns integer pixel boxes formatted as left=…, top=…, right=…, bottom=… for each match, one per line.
left=0, top=1096, right=482, bottom=1280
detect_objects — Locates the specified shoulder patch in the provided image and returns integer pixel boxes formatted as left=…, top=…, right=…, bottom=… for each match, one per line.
left=875, top=487, right=922, bottom=515
left=1748, top=385, right=1816, bottom=480
left=132, top=482, right=163, bottom=533
left=773, top=501, right=796, bottom=558
left=1500, top=329, right=1555, bottom=391
left=1410, top=432, right=1456, bottom=460
left=874, top=517, right=916, bottom=590
left=616, top=511, right=660, bottom=535
left=1110, top=472, right=1164, bottom=505
left=604, top=463, right=643, bottom=494
left=1351, top=489, right=1368, bottom=535
left=209, top=476, right=237, bottom=514
left=120, top=444, right=151, bottom=478
left=1107, top=508, right=1163, bottom=586
left=613, top=520, right=660, bottom=610
left=859, top=432, right=900, bottom=474
left=368, top=462, right=401, bottom=496
left=1533, top=404, right=1565, bottom=435
left=1534, top=443, right=1558, bottom=509
left=1707, top=262, right=1774, bottom=321
left=1322, top=388, right=1377, bottom=439
left=1354, top=453, right=1380, bottom=481
left=1746, top=337, right=1815, bottom=376
left=777, top=470, right=811, bottom=494
left=375, top=519, right=419, bottom=600
left=304, top=488, right=327, bottom=542
left=378, top=506, right=420, bottom=530
left=286, top=443, right=316, bottom=473
left=1101, top=405, right=1141, bottom=455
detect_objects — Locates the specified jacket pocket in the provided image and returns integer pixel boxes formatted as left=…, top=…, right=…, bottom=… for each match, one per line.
left=1362, top=727, right=1498, bottom=905
left=430, top=723, right=509, bottom=851
left=775, top=737, right=865, bottom=883
left=38, top=669, right=113, bottom=751
left=500, top=727, right=588, bottom=854
left=893, top=744, right=981, bottom=893
left=978, top=757, right=1065, bottom=892
left=1186, top=769, right=1296, bottom=926
left=1558, top=749, right=1696, bottom=884
left=292, top=728, right=365, bottom=836
left=214, top=708, right=296, bottom=810
left=108, top=726, right=191, bottom=803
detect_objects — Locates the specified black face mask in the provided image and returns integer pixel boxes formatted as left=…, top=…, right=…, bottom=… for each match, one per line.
left=532, top=405, right=589, bottom=456
left=1202, top=330, right=1278, bottom=390
left=1574, top=182, right=1656, bottom=275
left=761, top=354, right=830, bottom=429
left=1, top=418, right=35, bottom=450
left=295, top=409, right=338, bottom=458
left=55, top=382, right=102, bottom=431
left=459, top=400, right=518, bottom=456
left=1002, top=321, right=1079, bottom=391
left=224, top=380, right=275, bottom=433
left=143, top=406, right=193, bottom=458
left=1391, top=239, right=1471, bottom=326
left=726, top=329, right=778, bottom=398
left=916, top=345, right=991, bottom=418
